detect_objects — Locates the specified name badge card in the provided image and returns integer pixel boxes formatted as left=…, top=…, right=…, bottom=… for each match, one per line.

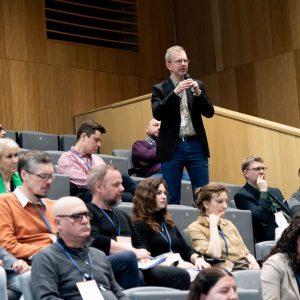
left=275, top=211, right=289, bottom=228
left=221, top=259, right=234, bottom=272
left=49, top=234, right=57, bottom=243
left=117, top=236, right=132, bottom=247
left=76, top=280, right=104, bottom=300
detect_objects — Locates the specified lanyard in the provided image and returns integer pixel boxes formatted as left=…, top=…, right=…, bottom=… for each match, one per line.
left=218, top=226, right=229, bottom=257
left=98, top=207, right=121, bottom=236
left=70, top=148, right=92, bottom=171
left=158, top=222, right=172, bottom=252
left=55, top=241, right=94, bottom=281
left=33, top=203, right=53, bottom=233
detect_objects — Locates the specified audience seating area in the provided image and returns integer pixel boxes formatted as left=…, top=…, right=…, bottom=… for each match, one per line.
left=0, top=130, right=271, bottom=299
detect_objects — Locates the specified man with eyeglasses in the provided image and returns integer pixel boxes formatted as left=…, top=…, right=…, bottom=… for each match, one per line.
left=32, top=196, right=126, bottom=300
left=0, top=150, right=57, bottom=262
left=151, top=45, right=214, bottom=204
left=234, top=155, right=291, bottom=242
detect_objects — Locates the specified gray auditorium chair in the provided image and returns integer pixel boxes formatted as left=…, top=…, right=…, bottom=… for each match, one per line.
left=225, top=208, right=255, bottom=255
left=59, top=134, right=76, bottom=151
left=0, top=267, right=8, bottom=300
left=112, top=149, right=135, bottom=175
left=47, top=174, right=70, bottom=200
left=118, top=202, right=133, bottom=216
left=255, top=240, right=276, bottom=261
left=180, top=180, right=194, bottom=206
left=5, top=130, right=17, bottom=142
left=124, top=286, right=188, bottom=300
left=18, top=271, right=33, bottom=300
left=234, top=270, right=262, bottom=299
left=168, top=205, right=199, bottom=236
left=99, top=154, right=128, bottom=175
left=18, top=131, right=59, bottom=151
left=44, top=150, right=64, bottom=165
left=237, top=289, right=260, bottom=300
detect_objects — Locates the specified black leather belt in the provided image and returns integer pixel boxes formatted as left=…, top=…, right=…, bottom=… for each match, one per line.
left=179, top=135, right=197, bottom=142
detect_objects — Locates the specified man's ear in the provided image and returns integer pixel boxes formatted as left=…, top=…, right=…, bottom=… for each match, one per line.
left=20, top=169, right=27, bottom=182
left=95, top=181, right=102, bottom=193
left=166, top=61, right=171, bottom=71
left=54, top=217, right=61, bottom=230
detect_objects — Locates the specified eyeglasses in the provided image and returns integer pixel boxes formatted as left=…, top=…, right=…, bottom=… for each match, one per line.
left=245, top=167, right=268, bottom=171
left=26, top=170, right=56, bottom=181
left=58, top=212, right=91, bottom=223
left=172, top=59, right=190, bottom=65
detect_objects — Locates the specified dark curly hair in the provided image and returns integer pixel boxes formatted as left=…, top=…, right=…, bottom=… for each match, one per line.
left=264, top=215, right=300, bottom=274
left=188, top=267, right=234, bottom=300
left=131, top=177, right=175, bottom=233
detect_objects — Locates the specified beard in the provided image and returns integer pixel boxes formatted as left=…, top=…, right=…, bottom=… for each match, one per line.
left=106, top=197, right=122, bottom=208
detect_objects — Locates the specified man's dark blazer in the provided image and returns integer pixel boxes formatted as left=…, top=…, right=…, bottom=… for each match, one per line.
left=234, top=183, right=291, bottom=243
left=151, top=77, right=214, bottom=161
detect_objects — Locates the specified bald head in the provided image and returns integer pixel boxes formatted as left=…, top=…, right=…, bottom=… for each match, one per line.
left=146, top=118, right=160, bottom=140
left=53, top=196, right=87, bottom=217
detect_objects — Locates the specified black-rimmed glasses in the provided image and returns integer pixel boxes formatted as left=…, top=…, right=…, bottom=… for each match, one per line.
left=26, top=170, right=56, bottom=181
left=245, top=167, right=268, bottom=171
left=58, top=212, right=91, bottom=223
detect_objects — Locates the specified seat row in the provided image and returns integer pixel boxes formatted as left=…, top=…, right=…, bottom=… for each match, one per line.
left=17, top=269, right=262, bottom=300
left=6, top=130, right=76, bottom=151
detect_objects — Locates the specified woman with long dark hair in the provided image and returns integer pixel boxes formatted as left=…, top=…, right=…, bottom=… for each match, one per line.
left=261, top=216, right=300, bottom=299
left=132, top=176, right=210, bottom=289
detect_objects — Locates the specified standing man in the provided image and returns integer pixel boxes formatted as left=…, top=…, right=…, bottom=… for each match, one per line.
left=151, top=45, right=214, bottom=204
left=234, top=156, right=291, bottom=242
left=0, top=151, right=56, bottom=261
left=58, top=120, right=136, bottom=203
left=32, top=196, right=126, bottom=300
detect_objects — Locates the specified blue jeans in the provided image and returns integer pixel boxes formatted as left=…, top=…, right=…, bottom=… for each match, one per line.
left=162, top=139, right=208, bottom=204
left=108, top=251, right=140, bottom=289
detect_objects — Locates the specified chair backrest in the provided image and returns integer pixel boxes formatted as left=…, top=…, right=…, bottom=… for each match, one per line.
left=124, top=286, right=188, bottom=300
left=99, top=154, right=129, bottom=175
left=59, top=134, right=76, bottom=151
left=255, top=240, right=276, bottom=261
left=18, top=271, right=34, bottom=300
left=180, top=180, right=194, bottom=207
left=44, top=150, right=64, bottom=165
left=18, top=131, right=59, bottom=151
left=224, top=208, right=255, bottom=255
left=47, top=174, right=70, bottom=200
left=0, top=267, right=8, bottom=300
left=168, top=205, right=199, bottom=236
left=112, top=149, right=134, bottom=170
left=237, top=288, right=260, bottom=300
left=118, top=202, right=133, bottom=216
left=234, top=270, right=262, bottom=298
left=5, top=130, right=17, bottom=142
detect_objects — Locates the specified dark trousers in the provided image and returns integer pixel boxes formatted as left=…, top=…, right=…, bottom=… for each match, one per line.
left=143, top=265, right=190, bottom=290
left=108, top=251, right=140, bottom=289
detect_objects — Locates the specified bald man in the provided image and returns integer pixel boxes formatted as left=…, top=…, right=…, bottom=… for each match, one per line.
left=31, top=197, right=126, bottom=300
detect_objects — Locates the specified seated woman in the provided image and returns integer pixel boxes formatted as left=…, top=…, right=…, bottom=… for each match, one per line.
left=188, top=183, right=260, bottom=271
left=0, top=138, right=22, bottom=193
left=261, top=216, right=300, bottom=300
left=132, top=177, right=210, bottom=289
left=188, top=267, right=238, bottom=300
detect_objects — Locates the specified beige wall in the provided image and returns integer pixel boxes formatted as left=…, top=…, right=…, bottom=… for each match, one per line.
left=75, top=94, right=300, bottom=198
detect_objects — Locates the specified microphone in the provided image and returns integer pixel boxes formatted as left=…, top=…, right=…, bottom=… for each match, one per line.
left=184, top=73, right=195, bottom=96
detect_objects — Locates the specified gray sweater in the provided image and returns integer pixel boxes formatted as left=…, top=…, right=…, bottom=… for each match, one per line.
left=31, top=239, right=127, bottom=300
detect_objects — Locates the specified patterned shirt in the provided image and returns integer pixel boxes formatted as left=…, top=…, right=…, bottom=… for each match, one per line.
left=57, top=147, right=105, bottom=187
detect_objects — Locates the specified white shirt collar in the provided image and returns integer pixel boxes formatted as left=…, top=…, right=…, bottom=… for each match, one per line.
left=14, top=187, right=45, bottom=208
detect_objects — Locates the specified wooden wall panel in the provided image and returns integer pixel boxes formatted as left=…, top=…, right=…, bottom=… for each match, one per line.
left=269, top=0, right=293, bottom=55
left=235, top=63, right=258, bottom=116
left=255, top=53, right=300, bottom=126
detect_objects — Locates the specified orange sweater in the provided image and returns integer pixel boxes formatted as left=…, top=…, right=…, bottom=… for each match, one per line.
left=0, top=192, right=56, bottom=260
